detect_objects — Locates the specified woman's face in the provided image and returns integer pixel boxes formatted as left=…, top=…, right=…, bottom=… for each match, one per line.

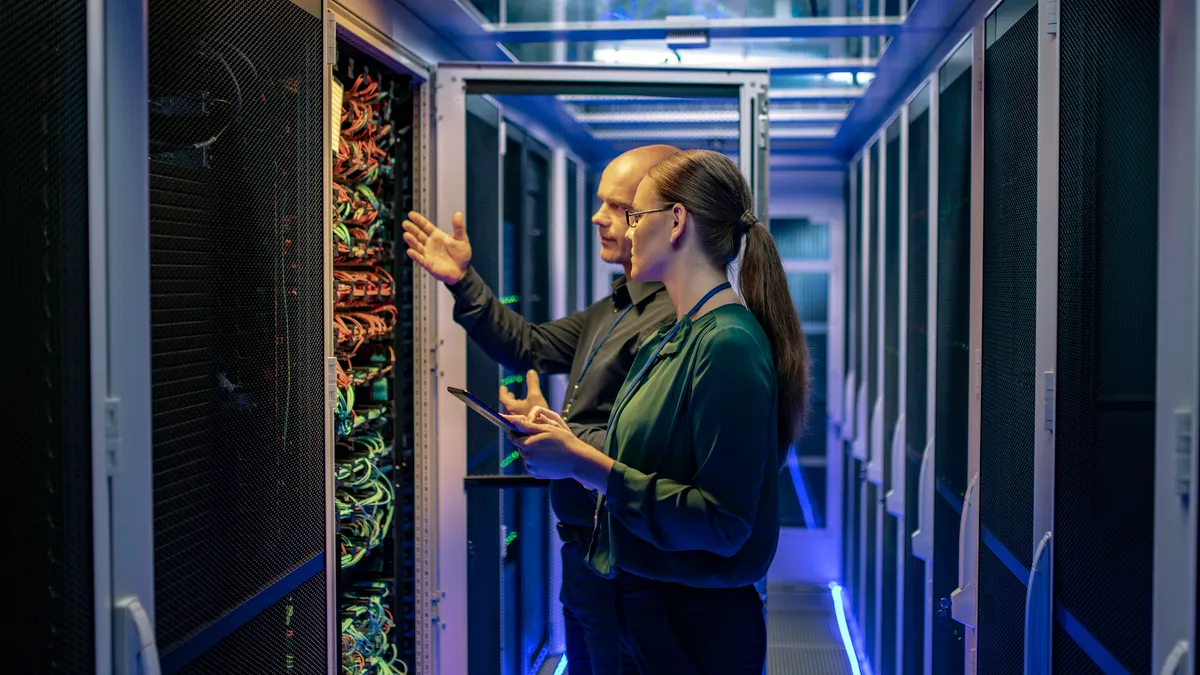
left=625, top=179, right=677, bottom=282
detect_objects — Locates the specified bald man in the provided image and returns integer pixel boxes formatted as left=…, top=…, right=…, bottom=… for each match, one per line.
left=403, top=144, right=679, bottom=674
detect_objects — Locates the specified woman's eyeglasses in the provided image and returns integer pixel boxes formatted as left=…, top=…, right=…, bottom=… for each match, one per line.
left=624, top=205, right=672, bottom=229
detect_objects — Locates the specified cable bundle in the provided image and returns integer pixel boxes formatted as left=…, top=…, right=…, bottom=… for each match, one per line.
left=336, top=457, right=394, bottom=568
left=333, top=64, right=407, bottom=672
left=340, top=582, right=408, bottom=675
left=333, top=73, right=394, bottom=264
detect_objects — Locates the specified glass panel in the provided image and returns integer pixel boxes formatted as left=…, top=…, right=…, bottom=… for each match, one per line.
left=788, top=272, right=829, bottom=323
left=772, top=217, right=830, bottom=259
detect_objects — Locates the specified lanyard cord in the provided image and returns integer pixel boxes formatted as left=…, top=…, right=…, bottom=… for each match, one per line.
left=608, top=281, right=733, bottom=426
left=562, top=303, right=636, bottom=416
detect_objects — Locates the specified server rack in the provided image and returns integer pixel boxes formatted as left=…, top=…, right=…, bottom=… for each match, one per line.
left=905, top=81, right=934, bottom=675
left=842, top=158, right=862, bottom=618
left=863, top=140, right=880, bottom=662
left=1053, top=0, right=1160, bottom=671
left=9, top=2, right=101, bottom=672
left=330, top=27, right=425, bottom=674
left=932, top=36, right=974, bottom=675
left=978, top=2, right=1039, bottom=672
left=878, top=116, right=903, bottom=675
left=144, top=1, right=331, bottom=671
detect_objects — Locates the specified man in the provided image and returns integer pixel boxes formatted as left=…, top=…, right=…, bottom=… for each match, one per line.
left=402, top=144, right=680, bottom=675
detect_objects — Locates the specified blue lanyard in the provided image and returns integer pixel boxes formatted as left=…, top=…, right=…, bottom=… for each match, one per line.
left=609, top=281, right=732, bottom=421
left=562, top=303, right=636, bottom=416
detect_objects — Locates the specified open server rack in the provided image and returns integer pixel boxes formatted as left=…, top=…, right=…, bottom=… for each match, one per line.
left=330, top=33, right=419, bottom=675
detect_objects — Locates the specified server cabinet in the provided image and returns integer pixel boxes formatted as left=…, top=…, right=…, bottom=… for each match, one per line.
left=433, top=63, right=770, bottom=675
left=843, top=159, right=863, bottom=614
left=931, top=36, right=974, bottom=675
left=144, top=0, right=332, bottom=671
left=1054, top=0, right=1160, bottom=672
left=977, top=1, right=1040, bottom=673
left=906, top=81, right=934, bottom=675
left=329, top=21, right=429, bottom=675
left=876, top=117, right=903, bottom=675
left=7, top=1, right=106, bottom=672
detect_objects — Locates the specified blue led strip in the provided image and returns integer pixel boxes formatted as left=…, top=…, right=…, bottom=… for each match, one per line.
left=933, top=480, right=1133, bottom=675
left=786, top=445, right=818, bottom=529
left=830, top=583, right=866, bottom=675
left=1054, top=605, right=1133, bottom=675
left=160, top=553, right=325, bottom=674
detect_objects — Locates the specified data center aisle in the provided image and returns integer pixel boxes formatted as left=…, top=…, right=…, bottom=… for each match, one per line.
left=767, top=585, right=857, bottom=675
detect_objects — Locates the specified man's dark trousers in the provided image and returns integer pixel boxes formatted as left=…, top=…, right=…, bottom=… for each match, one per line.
left=559, top=531, right=639, bottom=675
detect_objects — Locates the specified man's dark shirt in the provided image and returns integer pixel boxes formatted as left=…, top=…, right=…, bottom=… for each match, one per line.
left=448, top=266, right=676, bottom=527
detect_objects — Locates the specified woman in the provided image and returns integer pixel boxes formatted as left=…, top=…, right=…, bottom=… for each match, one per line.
left=504, top=150, right=810, bottom=674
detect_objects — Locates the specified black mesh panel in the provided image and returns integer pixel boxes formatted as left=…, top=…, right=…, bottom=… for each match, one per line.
left=933, top=52, right=973, bottom=675
left=178, top=571, right=329, bottom=674
left=148, top=0, right=327, bottom=660
left=7, top=2, right=94, bottom=672
left=881, top=125, right=902, bottom=675
left=978, top=549, right=1027, bottom=675
left=904, top=103, right=931, bottom=675
left=979, top=4, right=1039, bottom=672
left=1055, top=0, right=1159, bottom=670
left=864, top=142, right=880, bottom=655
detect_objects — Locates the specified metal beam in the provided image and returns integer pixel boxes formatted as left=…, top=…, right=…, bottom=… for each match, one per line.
left=481, top=16, right=905, bottom=43
left=771, top=86, right=866, bottom=101
left=556, top=86, right=865, bottom=103
left=572, top=109, right=847, bottom=125
left=769, top=58, right=877, bottom=75
left=591, top=126, right=838, bottom=140
left=831, top=0, right=999, bottom=157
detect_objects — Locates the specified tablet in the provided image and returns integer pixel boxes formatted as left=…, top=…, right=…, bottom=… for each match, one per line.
left=447, top=387, right=524, bottom=434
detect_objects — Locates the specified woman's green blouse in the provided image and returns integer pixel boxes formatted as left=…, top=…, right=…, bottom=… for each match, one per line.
left=586, top=303, right=782, bottom=588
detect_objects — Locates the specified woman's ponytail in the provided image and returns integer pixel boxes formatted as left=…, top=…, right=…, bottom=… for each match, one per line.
left=647, top=150, right=811, bottom=457
left=738, top=218, right=811, bottom=456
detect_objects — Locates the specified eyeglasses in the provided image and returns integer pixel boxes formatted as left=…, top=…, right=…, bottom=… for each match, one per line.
left=624, top=205, right=672, bottom=229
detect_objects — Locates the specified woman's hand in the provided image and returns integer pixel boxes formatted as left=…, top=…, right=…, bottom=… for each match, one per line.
left=502, top=409, right=615, bottom=491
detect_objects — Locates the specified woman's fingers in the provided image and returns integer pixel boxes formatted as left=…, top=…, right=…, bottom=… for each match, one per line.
left=528, top=406, right=568, bottom=429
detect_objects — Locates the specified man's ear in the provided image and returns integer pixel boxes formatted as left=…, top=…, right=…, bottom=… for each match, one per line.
left=669, top=204, right=688, bottom=246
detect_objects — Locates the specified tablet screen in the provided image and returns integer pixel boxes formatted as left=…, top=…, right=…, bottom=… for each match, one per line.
left=447, top=387, right=523, bottom=434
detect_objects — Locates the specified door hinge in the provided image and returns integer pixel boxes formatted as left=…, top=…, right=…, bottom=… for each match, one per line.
left=326, top=13, right=337, bottom=66
left=104, top=397, right=121, bottom=475
left=1045, top=0, right=1059, bottom=35
left=327, top=357, right=338, bottom=410
left=1043, top=372, right=1055, bottom=433
left=1174, top=407, right=1193, bottom=498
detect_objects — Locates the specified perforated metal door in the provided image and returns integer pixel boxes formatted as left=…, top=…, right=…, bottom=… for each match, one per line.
left=905, top=95, right=932, bottom=675
left=881, top=123, right=902, bottom=675
left=933, top=45, right=973, bottom=675
left=978, top=3, right=1039, bottom=672
left=847, top=161, right=864, bottom=605
left=7, top=2, right=95, bottom=672
left=147, top=0, right=329, bottom=670
left=1054, top=0, right=1160, bottom=671
left=864, top=142, right=880, bottom=649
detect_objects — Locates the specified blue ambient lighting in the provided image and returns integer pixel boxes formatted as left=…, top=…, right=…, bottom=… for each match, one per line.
left=829, top=583, right=863, bottom=675
left=786, top=445, right=818, bottom=529
left=553, top=655, right=568, bottom=675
